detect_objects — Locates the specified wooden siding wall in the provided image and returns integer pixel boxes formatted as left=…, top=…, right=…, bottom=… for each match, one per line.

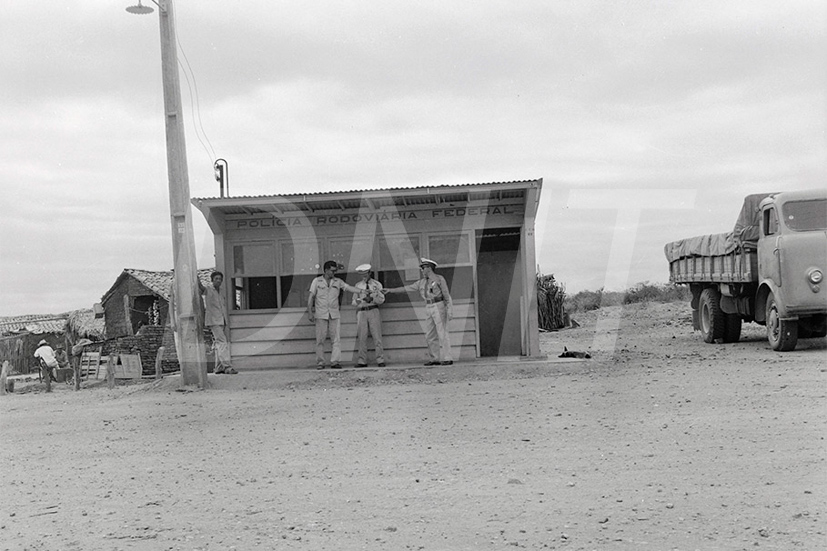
left=0, top=332, right=63, bottom=374
left=231, top=301, right=477, bottom=369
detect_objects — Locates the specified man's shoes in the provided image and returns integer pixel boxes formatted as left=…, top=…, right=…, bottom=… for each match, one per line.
left=357, top=363, right=368, bottom=368
left=377, top=363, right=386, bottom=367
left=331, top=363, right=342, bottom=369
left=214, top=368, right=225, bottom=374
left=225, top=368, right=238, bottom=374
left=424, top=361, right=440, bottom=366
left=441, top=361, right=453, bottom=365
left=316, top=365, right=325, bottom=370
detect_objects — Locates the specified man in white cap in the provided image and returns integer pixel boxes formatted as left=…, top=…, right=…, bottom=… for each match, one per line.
left=33, top=339, right=59, bottom=382
left=384, top=258, right=453, bottom=366
left=352, top=264, right=386, bottom=367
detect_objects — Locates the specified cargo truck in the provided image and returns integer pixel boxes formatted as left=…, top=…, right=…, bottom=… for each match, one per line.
left=665, top=190, right=827, bottom=351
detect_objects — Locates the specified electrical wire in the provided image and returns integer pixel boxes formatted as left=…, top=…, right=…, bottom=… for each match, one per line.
left=172, top=6, right=218, bottom=168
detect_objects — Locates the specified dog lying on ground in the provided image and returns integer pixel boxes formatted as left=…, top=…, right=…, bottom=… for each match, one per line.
left=558, top=347, right=591, bottom=359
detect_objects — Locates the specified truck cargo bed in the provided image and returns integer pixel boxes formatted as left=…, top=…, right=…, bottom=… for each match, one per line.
left=668, top=250, right=758, bottom=284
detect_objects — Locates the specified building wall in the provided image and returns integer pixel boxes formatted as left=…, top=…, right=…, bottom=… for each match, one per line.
left=215, top=195, right=533, bottom=368
left=0, top=332, right=65, bottom=374
left=103, top=277, right=174, bottom=339
left=231, top=301, right=477, bottom=369
left=103, top=325, right=214, bottom=376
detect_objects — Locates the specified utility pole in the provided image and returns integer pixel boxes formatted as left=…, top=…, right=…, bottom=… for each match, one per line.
left=129, top=0, right=207, bottom=387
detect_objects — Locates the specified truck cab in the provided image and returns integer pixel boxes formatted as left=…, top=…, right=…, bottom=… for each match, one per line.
left=755, top=190, right=827, bottom=350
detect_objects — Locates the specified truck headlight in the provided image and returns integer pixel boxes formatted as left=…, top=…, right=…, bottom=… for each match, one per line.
left=809, top=269, right=823, bottom=284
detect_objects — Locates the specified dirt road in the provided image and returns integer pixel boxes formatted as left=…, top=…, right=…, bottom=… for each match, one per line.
left=1, top=301, right=825, bottom=550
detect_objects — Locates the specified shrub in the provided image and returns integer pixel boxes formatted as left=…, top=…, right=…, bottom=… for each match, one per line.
left=563, top=282, right=689, bottom=313
left=623, top=282, right=690, bottom=305
left=536, top=273, right=566, bottom=330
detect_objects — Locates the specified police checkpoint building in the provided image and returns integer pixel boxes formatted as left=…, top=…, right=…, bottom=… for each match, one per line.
left=193, top=178, right=544, bottom=370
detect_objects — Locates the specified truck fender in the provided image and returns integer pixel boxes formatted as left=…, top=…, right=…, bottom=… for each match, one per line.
left=755, top=280, right=792, bottom=324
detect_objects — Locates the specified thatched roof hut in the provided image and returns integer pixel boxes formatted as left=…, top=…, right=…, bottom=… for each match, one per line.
left=65, top=309, right=105, bottom=342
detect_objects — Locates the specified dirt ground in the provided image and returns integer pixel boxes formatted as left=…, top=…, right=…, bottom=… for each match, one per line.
left=1, top=301, right=825, bottom=551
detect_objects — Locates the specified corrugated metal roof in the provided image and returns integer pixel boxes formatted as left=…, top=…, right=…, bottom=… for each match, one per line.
left=192, top=179, right=541, bottom=217
left=192, top=179, right=539, bottom=203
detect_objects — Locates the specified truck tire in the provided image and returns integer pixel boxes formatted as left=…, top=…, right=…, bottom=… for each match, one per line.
left=766, top=294, right=798, bottom=351
left=699, top=287, right=725, bottom=343
left=722, top=313, right=742, bottom=343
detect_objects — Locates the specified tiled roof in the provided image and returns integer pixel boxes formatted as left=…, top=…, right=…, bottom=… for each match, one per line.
left=0, top=315, right=67, bottom=336
left=102, top=268, right=215, bottom=304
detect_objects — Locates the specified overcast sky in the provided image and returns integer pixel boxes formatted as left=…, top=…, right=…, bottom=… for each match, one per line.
left=1, top=0, right=824, bottom=317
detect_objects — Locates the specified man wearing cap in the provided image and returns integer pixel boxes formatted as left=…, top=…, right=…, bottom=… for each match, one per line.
left=352, top=264, right=386, bottom=367
left=308, top=260, right=362, bottom=369
left=33, top=339, right=59, bottom=382
left=384, top=258, right=454, bottom=366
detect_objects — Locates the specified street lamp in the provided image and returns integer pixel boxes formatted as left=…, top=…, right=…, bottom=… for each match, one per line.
left=127, top=0, right=208, bottom=388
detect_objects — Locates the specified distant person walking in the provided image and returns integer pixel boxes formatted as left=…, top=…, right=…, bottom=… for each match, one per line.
left=33, top=339, right=59, bottom=382
left=200, top=271, right=237, bottom=374
left=308, top=261, right=361, bottom=369
left=384, top=258, right=454, bottom=366
left=352, top=264, right=386, bottom=367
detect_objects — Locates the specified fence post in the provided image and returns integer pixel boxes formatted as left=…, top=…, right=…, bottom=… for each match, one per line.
left=107, top=354, right=117, bottom=389
left=155, top=346, right=165, bottom=380
left=0, top=360, right=9, bottom=395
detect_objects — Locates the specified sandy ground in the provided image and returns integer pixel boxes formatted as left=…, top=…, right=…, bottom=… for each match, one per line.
left=1, top=301, right=825, bottom=551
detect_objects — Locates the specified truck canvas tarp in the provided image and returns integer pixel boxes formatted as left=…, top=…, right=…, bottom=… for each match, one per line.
left=663, top=193, right=776, bottom=262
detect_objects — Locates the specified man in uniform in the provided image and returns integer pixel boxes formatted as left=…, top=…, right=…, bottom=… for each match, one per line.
left=352, top=264, right=386, bottom=367
left=308, top=261, right=361, bottom=369
left=384, top=258, right=454, bottom=366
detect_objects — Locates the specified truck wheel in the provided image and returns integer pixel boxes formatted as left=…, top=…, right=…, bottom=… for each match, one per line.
left=722, top=314, right=742, bottom=343
left=766, top=294, right=798, bottom=351
left=699, top=287, right=725, bottom=343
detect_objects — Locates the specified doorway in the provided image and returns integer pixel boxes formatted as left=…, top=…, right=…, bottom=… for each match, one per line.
left=475, top=228, right=522, bottom=356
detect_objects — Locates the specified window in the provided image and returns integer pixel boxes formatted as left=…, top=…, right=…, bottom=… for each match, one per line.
left=428, top=234, right=471, bottom=266
left=377, top=235, right=421, bottom=304
left=763, top=207, right=778, bottom=236
left=782, top=199, right=827, bottom=231
left=329, top=236, right=375, bottom=285
left=280, top=240, right=322, bottom=308
left=428, top=233, right=474, bottom=300
left=232, top=243, right=277, bottom=310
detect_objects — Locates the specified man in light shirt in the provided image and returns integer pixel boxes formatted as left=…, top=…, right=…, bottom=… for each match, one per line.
left=308, top=261, right=361, bottom=369
left=384, top=258, right=454, bottom=366
left=33, top=339, right=59, bottom=382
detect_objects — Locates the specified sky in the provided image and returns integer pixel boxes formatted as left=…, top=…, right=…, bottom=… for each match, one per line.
left=1, top=0, right=824, bottom=317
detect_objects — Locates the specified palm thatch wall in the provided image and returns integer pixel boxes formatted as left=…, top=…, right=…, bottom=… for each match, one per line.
left=537, top=273, right=566, bottom=331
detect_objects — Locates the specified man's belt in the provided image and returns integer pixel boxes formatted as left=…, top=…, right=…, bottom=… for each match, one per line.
left=425, top=297, right=444, bottom=304
left=358, top=304, right=379, bottom=311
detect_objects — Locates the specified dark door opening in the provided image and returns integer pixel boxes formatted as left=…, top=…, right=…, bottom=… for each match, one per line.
left=476, top=228, right=522, bottom=356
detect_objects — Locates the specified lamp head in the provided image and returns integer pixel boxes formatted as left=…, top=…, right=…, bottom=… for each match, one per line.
left=126, top=1, right=154, bottom=14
